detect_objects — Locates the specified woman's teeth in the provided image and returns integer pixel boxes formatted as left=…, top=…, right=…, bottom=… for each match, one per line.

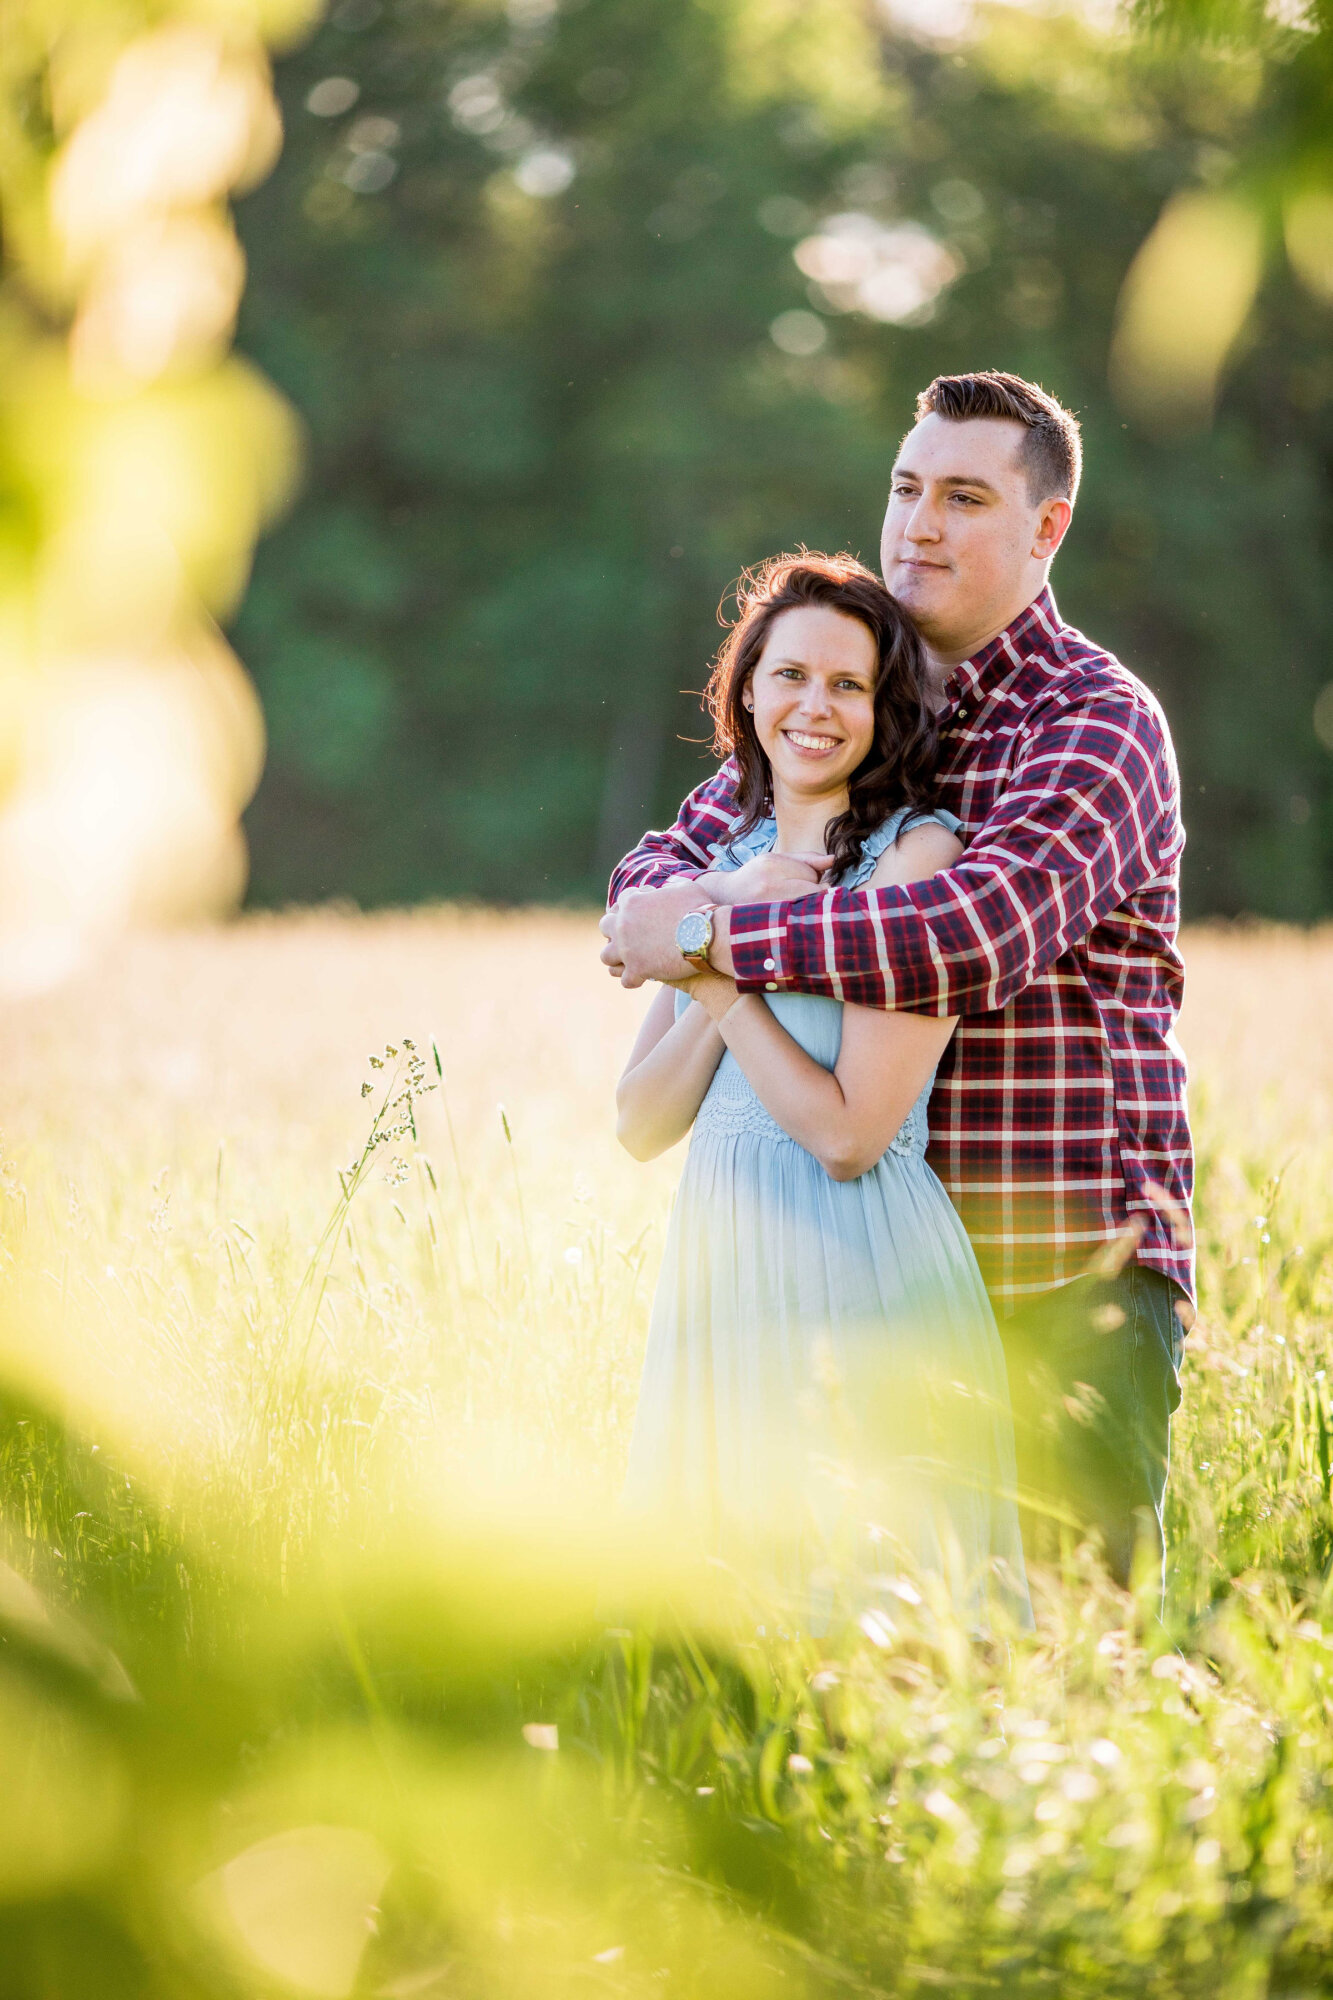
left=785, top=730, right=840, bottom=751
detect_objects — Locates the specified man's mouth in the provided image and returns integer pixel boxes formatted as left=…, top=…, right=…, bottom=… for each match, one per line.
left=783, top=730, right=842, bottom=753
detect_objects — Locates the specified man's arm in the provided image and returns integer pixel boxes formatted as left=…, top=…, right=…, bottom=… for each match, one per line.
left=721, top=693, right=1177, bottom=1014
left=607, top=760, right=742, bottom=903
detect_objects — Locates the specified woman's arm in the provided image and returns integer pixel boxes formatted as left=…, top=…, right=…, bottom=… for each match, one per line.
left=615, top=983, right=728, bottom=1161
left=691, top=823, right=964, bottom=1181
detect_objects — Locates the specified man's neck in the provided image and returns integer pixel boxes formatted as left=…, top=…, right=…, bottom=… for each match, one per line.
left=919, top=580, right=1051, bottom=704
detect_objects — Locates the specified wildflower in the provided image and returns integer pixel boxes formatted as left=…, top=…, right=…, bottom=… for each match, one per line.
left=858, top=1609, right=895, bottom=1649
left=883, top=1576, right=922, bottom=1605
left=361, top=1082, right=373, bottom=1098
left=523, top=1723, right=558, bottom=1751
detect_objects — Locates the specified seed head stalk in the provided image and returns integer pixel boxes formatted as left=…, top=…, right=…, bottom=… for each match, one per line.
left=253, top=1040, right=436, bottom=1452
left=499, top=1103, right=537, bottom=1307
left=433, top=1040, right=481, bottom=1286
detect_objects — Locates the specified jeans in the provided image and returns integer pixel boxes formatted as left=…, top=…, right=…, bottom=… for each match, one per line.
left=996, top=1261, right=1187, bottom=1591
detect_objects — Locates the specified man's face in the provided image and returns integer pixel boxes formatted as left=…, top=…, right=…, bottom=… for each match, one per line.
left=880, top=413, right=1066, bottom=661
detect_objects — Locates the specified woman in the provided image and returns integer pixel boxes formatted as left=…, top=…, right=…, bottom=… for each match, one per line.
left=617, top=553, right=1028, bottom=1624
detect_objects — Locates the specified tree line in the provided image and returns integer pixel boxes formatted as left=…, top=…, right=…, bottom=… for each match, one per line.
left=235, top=0, right=1333, bottom=918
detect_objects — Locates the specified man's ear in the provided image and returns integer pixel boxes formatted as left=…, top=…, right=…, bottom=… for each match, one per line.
left=1032, top=495, right=1073, bottom=562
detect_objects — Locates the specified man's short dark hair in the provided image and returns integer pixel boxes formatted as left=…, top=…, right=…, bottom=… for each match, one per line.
left=915, top=370, right=1082, bottom=506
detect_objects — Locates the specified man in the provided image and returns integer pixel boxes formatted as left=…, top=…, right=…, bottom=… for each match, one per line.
left=600, top=370, right=1193, bottom=1591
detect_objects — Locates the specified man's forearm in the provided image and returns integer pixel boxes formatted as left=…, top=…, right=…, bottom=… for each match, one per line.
left=719, top=723, right=1161, bottom=1012
left=606, top=760, right=744, bottom=906
left=723, top=853, right=1095, bottom=1016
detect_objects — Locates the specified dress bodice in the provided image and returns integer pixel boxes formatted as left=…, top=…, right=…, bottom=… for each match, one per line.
left=679, top=805, right=961, bottom=1165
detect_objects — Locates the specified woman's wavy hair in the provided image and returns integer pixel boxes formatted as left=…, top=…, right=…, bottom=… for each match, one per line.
left=704, top=551, right=939, bottom=883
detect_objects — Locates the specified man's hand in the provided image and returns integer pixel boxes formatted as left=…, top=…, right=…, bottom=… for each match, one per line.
left=600, top=880, right=714, bottom=988
left=702, top=851, right=834, bottom=906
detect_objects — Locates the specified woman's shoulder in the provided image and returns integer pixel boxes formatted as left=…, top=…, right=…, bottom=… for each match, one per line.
left=850, top=804, right=963, bottom=879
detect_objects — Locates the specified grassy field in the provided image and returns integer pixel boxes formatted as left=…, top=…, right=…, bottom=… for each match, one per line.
left=3, top=910, right=1333, bottom=1997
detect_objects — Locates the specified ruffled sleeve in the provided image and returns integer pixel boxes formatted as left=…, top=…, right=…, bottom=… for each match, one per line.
left=845, top=806, right=964, bottom=887
left=711, top=816, right=778, bottom=875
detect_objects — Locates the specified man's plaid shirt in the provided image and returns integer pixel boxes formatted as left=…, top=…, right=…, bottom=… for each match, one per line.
left=609, top=587, right=1194, bottom=1312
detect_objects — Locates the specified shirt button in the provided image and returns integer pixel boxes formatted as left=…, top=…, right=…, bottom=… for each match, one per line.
left=763, top=957, right=775, bottom=970
left=765, top=981, right=778, bottom=992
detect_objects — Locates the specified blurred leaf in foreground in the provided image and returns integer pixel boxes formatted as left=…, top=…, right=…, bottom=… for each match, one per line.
left=0, top=5, right=316, bottom=997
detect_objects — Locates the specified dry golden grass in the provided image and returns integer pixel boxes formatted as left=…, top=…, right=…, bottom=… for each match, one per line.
left=1179, top=923, right=1333, bottom=1155
left=1, top=908, right=1329, bottom=1548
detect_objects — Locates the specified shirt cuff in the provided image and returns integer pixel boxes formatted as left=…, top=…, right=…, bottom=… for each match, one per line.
left=727, top=901, right=790, bottom=993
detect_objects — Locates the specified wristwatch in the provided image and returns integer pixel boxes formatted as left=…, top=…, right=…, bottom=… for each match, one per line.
left=674, top=905, right=716, bottom=970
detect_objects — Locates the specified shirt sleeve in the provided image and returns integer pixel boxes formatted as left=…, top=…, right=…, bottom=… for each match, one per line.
left=607, top=758, right=742, bottom=905
left=727, top=692, right=1181, bottom=1014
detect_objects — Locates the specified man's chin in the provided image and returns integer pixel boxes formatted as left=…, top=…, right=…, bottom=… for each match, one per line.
left=888, top=570, right=952, bottom=630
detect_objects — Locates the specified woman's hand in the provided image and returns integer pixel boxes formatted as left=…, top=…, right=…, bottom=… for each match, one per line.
left=701, top=851, right=835, bottom=906
left=671, top=966, right=743, bottom=1025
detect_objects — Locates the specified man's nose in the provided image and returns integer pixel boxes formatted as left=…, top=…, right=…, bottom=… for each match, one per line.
left=903, top=495, right=941, bottom=544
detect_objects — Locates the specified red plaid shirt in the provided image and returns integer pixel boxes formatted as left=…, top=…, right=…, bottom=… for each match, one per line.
left=609, top=587, right=1193, bottom=1311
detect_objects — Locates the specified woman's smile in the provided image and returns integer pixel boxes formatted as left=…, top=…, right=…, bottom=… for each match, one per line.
left=782, top=727, right=845, bottom=760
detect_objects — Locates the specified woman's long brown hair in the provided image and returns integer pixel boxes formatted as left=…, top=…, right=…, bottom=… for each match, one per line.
left=704, top=551, right=939, bottom=883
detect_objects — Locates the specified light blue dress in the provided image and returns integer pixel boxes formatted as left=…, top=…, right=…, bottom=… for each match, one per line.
left=624, top=806, right=1030, bottom=1626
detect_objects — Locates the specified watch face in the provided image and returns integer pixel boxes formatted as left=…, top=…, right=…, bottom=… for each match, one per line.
left=675, top=910, right=711, bottom=957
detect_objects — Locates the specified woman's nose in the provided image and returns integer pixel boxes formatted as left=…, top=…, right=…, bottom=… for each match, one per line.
left=800, top=684, right=834, bottom=716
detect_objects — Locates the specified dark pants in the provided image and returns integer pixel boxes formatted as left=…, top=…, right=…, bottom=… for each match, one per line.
left=996, top=1261, right=1186, bottom=1591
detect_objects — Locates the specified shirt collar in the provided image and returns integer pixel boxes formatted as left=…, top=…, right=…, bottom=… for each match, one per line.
left=944, top=584, right=1062, bottom=708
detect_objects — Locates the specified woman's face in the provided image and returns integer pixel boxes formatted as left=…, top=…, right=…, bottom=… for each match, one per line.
left=745, top=605, right=879, bottom=804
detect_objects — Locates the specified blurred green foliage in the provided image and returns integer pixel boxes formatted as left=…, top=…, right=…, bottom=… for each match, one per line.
left=8, top=1119, right=1333, bottom=1996
left=234, top=0, right=1333, bottom=915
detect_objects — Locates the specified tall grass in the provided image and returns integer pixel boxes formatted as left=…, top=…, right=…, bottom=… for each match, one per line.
left=2, top=911, right=1332, bottom=1996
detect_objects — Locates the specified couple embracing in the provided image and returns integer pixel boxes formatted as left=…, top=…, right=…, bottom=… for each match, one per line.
left=600, top=371, right=1193, bottom=1623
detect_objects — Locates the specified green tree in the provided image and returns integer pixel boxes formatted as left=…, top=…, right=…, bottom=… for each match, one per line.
left=236, top=0, right=1333, bottom=916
